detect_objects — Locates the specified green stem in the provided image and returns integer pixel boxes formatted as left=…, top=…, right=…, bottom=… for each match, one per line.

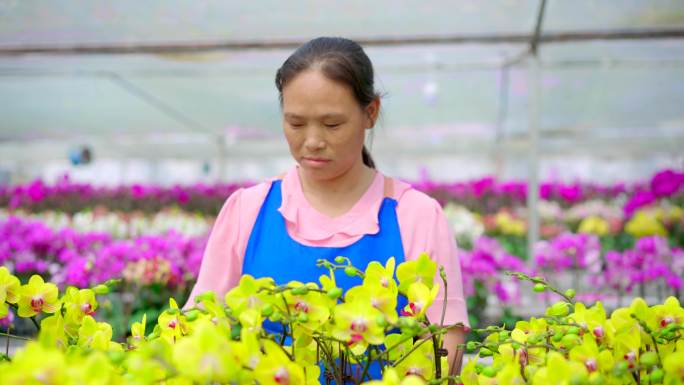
left=9, top=304, right=40, bottom=331
left=358, top=347, right=373, bottom=383
left=314, top=336, right=343, bottom=385
left=439, top=266, right=448, bottom=327
left=4, top=326, right=10, bottom=356
left=0, top=331, right=31, bottom=341
left=393, top=334, right=434, bottom=367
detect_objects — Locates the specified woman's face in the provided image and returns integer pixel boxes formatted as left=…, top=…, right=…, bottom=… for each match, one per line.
left=281, top=68, right=377, bottom=181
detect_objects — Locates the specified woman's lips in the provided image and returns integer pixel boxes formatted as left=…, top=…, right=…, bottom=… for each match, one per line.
left=302, top=157, right=330, bottom=167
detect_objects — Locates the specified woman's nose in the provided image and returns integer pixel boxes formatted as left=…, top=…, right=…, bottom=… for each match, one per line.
left=304, top=133, right=326, bottom=151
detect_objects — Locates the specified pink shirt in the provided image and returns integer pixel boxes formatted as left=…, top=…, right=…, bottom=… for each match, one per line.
left=185, top=166, right=469, bottom=327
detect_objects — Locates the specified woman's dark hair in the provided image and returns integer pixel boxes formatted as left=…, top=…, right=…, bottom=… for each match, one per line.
left=275, top=37, right=379, bottom=169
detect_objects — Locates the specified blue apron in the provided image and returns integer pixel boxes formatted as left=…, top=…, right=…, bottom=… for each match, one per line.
left=242, top=177, right=408, bottom=383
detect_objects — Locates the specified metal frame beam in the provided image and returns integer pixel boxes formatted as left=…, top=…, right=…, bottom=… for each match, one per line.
left=0, top=28, right=683, bottom=56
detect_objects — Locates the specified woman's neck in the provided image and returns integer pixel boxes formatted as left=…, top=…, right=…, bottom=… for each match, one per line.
left=298, top=160, right=376, bottom=218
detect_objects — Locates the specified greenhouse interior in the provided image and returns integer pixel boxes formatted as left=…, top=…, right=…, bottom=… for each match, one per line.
left=1, top=1, right=684, bottom=384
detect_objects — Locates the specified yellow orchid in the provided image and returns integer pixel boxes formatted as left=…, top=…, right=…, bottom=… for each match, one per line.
left=17, top=274, right=60, bottom=317
left=0, top=342, right=67, bottom=384
left=332, top=297, right=386, bottom=355
left=400, top=281, right=439, bottom=319
left=224, top=274, right=276, bottom=317
left=361, top=367, right=426, bottom=385
left=0, top=267, right=20, bottom=318
left=393, top=336, right=436, bottom=381
left=65, top=350, right=122, bottom=385
left=38, top=312, right=68, bottom=351
left=648, top=296, right=683, bottom=332
left=578, top=215, right=609, bottom=236
left=62, top=287, right=98, bottom=334
left=364, top=257, right=399, bottom=295
left=171, top=318, right=241, bottom=383
left=254, top=339, right=306, bottom=385
left=77, top=315, right=121, bottom=352
left=663, top=350, right=684, bottom=384
left=129, top=313, right=147, bottom=348
left=625, top=210, right=668, bottom=238
left=396, top=253, right=437, bottom=295
left=531, top=351, right=588, bottom=385
left=122, top=338, right=174, bottom=384
left=347, top=281, right=398, bottom=324
left=495, top=211, right=527, bottom=236
left=568, top=335, right=614, bottom=375
left=158, top=297, right=189, bottom=343
left=282, top=281, right=332, bottom=333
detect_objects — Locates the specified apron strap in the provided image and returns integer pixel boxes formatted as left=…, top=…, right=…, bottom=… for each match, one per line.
left=383, top=176, right=394, bottom=198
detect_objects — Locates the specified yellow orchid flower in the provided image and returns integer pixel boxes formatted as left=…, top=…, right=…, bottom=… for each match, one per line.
left=17, top=274, right=60, bottom=317
left=128, top=313, right=147, bottom=348
left=77, top=315, right=120, bottom=352
left=625, top=210, right=667, bottom=238
left=578, top=215, right=609, bottom=236
left=224, top=274, right=276, bottom=317
left=171, top=318, right=241, bottom=383
left=347, top=282, right=398, bottom=324
left=332, top=298, right=385, bottom=355
left=393, top=337, right=436, bottom=381
left=254, top=339, right=306, bottom=385
left=396, top=253, right=437, bottom=295
left=364, top=257, right=399, bottom=295
left=282, top=281, right=332, bottom=334
left=362, top=367, right=426, bottom=385
left=400, top=281, right=439, bottom=319
left=158, top=297, right=189, bottom=344
left=62, top=287, right=98, bottom=333
left=0, top=266, right=20, bottom=318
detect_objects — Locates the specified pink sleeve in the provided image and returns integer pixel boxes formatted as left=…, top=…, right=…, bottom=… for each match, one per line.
left=182, top=184, right=269, bottom=310
left=397, top=190, right=470, bottom=328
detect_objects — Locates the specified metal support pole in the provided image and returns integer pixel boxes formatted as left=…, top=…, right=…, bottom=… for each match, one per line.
left=216, top=134, right=227, bottom=182
left=526, top=56, right=541, bottom=260
left=494, top=65, right=510, bottom=179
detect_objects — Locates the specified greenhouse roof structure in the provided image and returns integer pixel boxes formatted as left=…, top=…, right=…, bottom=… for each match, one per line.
left=1, top=0, right=683, bottom=180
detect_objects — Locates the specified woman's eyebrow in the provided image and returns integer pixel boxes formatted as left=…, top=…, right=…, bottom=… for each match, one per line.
left=284, top=113, right=345, bottom=120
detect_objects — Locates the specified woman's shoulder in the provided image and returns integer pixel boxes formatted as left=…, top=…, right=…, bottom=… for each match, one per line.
left=389, top=176, right=442, bottom=213
left=217, top=178, right=274, bottom=220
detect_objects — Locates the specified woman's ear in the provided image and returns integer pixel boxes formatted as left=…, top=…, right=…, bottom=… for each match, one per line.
left=365, top=97, right=380, bottom=128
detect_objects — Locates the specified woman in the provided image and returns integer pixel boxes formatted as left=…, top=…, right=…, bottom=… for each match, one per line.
left=185, top=36, right=469, bottom=380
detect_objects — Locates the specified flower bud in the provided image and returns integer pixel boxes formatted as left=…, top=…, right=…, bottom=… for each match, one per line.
left=344, top=267, right=357, bottom=277
left=261, top=303, right=274, bottom=317
left=481, top=366, right=496, bottom=377
left=93, top=284, right=109, bottom=295
left=639, top=352, right=658, bottom=367
left=184, top=310, right=199, bottom=322
left=533, top=283, right=546, bottom=293
left=650, top=368, right=664, bottom=383
left=326, top=288, right=343, bottom=300
left=334, top=256, right=346, bottom=264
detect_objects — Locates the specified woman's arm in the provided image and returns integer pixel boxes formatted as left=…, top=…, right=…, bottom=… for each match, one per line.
left=183, top=189, right=247, bottom=310
left=444, top=326, right=466, bottom=378
left=396, top=188, right=470, bottom=379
